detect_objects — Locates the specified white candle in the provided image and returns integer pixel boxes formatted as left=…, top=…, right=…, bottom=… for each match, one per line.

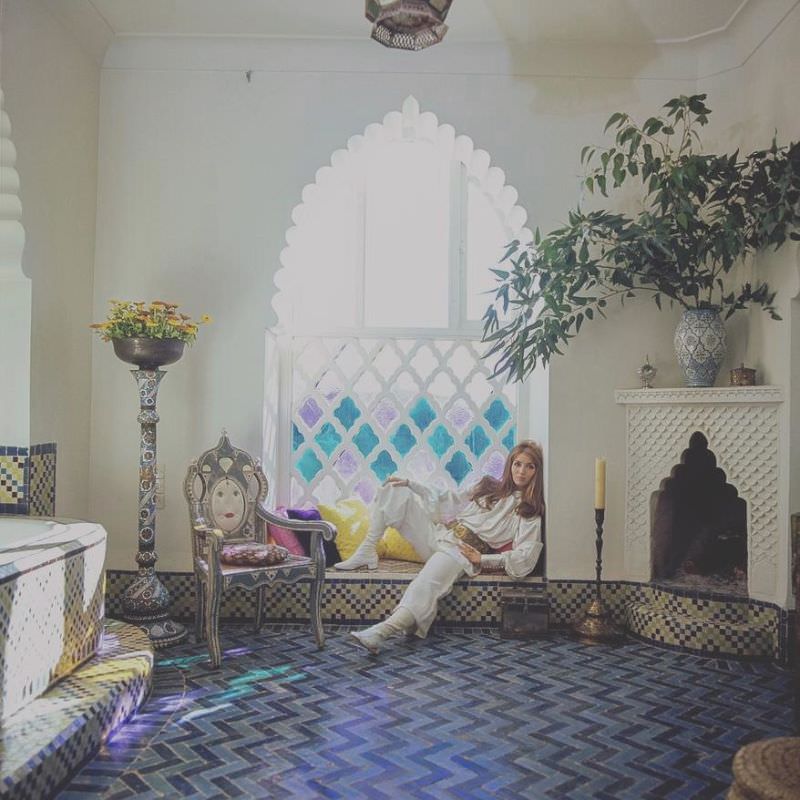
left=594, top=458, right=606, bottom=510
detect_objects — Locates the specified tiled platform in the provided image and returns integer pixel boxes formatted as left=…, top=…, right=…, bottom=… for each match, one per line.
left=0, top=621, right=153, bottom=800
left=107, top=565, right=789, bottom=662
left=58, top=623, right=795, bottom=799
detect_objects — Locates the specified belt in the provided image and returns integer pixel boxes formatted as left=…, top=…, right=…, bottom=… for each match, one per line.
left=446, top=521, right=492, bottom=555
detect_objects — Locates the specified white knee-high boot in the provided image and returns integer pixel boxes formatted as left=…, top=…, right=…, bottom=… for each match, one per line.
left=350, top=607, right=415, bottom=655
left=334, top=520, right=384, bottom=570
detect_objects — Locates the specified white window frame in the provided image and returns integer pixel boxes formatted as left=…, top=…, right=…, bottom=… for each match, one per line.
left=265, top=96, right=542, bottom=505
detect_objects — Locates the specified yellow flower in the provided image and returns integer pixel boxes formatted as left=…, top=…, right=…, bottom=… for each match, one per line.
left=91, top=299, right=209, bottom=345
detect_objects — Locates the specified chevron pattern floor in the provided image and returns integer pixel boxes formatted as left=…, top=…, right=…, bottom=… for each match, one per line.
left=58, top=625, right=793, bottom=799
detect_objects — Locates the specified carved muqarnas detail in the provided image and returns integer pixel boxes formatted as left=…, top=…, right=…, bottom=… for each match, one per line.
left=651, top=432, right=747, bottom=582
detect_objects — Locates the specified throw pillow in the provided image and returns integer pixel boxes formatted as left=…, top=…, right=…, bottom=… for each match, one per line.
left=317, top=497, right=425, bottom=564
left=266, top=506, right=307, bottom=557
left=377, top=526, right=424, bottom=563
left=220, top=542, right=289, bottom=567
left=287, top=507, right=341, bottom=567
left=317, top=498, right=370, bottom=561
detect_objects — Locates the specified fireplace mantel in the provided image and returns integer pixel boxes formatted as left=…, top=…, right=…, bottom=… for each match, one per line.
left=615, top=386, right=784, bottom=405
left=615, top=386, right=786, bottom=604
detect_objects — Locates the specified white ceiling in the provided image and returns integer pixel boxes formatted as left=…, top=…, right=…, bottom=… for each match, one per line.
left=37, top=0, right=798, bottom=73
left=49, top=0, right=753, bottom=45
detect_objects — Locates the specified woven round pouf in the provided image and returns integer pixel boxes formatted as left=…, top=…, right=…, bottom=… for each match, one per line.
left=727, top=737, right=800, bottom=799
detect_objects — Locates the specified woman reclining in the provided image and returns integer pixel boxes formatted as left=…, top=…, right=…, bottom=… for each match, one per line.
left=335, top=440, right=545, bottom=654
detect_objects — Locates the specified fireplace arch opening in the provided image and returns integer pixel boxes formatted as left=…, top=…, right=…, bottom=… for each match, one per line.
left=650, top=431, right=747, bottom=591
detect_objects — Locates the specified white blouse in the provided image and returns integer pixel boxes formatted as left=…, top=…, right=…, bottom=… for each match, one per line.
left=406, top=480, right=543, bottom=578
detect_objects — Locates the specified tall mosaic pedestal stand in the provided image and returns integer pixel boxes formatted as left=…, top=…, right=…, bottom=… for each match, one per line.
left=573, top=509, right=624, bottom=644
left=114, top=337, right=187, bottom=648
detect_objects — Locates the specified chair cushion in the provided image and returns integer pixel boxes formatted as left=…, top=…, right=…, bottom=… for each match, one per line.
left=220, top=542, right=289, bottom=567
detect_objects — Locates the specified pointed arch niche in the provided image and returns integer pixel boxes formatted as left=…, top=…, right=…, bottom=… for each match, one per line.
left=264, top=96, right=546, bottom=508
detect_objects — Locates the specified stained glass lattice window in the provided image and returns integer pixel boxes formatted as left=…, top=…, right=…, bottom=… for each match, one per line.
left=288, top=336, right=517, bottom=507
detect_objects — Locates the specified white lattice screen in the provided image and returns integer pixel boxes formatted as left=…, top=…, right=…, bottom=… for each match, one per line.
left=278, top=335, right=517, bottom=507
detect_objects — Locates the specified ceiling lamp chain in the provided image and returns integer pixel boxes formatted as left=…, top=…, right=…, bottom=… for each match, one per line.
left=365, top=0, right=454, bottom=51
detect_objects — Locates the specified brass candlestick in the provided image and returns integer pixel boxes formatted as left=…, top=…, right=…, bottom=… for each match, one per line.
left=573, top=508, right=625, bottom=644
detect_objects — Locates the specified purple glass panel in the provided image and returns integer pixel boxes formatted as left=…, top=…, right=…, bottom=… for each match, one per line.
left=374, top=399, right=399, bottom=430
left=354, top=478, right=376, bottom=505
left=484, top=450, right=506, bottom=480
left=445, top=401, right=473, bottom=431
left=334, top=448, right=359, bottom=479
left=298, top=396, right=324, bottom=429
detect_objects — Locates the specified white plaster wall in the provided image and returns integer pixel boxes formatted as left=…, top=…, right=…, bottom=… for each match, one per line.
left=90, top=36, right=693, bottom=572
left=0, top=0, right=99, bottom=515
left=698, top=3, right=800, bottom=606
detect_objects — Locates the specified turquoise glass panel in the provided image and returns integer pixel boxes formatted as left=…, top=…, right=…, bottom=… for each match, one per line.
left=428, top=425, right=454, bottom=457
left=484, top=399, right=511, bottom=432
left=314, top=422, right=342, bottom=456
left=502, top=426, right=516, bottom=451
left=390, top=424, right=417, bottom=456
left=445, top=451, right=472, bottom=485
left=353, top=424, right=379, bottom=457
left=296, top=449, right=323, bottom=482
left=465, top=425, right=491, bottom=458
left=370, top=449, right=398, bottom=483
left=409, top=398, right=436, bottom=432
left=291, top=423, right=305, bottom=452
left=333, top=396, right=361, bottom=431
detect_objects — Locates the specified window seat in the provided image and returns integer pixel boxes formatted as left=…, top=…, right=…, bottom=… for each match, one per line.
left=320, top=558, right=545, bottom=626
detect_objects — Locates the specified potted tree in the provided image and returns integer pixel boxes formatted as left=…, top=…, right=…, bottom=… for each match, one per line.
left=482, top=95, right=800, bottom=386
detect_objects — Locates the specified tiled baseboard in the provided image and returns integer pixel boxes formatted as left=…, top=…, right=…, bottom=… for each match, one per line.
left=105, top=567, right=790, bottom=664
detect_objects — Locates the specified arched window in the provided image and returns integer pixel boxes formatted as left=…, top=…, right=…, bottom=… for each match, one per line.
left=265, top=97, right=533, bottom=507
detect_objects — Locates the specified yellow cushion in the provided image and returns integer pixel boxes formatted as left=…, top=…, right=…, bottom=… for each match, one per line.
left=317, top=498, right=370, bottom=561
left=317, top=497, right=425, bottom=563
left=378, top=526, right=424, bottom=563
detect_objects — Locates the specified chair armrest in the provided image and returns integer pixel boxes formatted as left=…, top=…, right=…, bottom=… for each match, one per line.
left=191, top=519, right=225, bottom=557
left=256, top=503, right=337, bottom=541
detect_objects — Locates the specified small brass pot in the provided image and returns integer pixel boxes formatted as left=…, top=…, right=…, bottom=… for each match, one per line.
left=730, top=363, right=756, bottom=386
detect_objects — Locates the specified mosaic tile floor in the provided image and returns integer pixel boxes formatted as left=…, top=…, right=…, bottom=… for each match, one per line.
left=58, top=625, right=794, bottom=800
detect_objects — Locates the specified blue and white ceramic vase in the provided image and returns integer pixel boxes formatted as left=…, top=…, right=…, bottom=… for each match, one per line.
left=674, top=308, right=727, bottom=387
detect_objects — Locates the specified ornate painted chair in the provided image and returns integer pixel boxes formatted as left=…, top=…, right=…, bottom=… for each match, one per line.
left=184, top=432, right=336, bottom=667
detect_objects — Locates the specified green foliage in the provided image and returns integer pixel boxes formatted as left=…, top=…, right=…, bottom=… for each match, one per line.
left=482, top=94, right=800, bottom=382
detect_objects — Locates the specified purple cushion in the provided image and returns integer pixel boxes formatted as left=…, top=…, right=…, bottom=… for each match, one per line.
left=287, top=507, right=341, bottom=566
left=287, top=507, right=322, bottom=521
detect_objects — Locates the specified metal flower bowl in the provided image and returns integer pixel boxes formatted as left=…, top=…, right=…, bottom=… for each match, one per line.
left=112, top=337, right=185, bottom=370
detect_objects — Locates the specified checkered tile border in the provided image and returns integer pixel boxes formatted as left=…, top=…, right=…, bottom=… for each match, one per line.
left=0, top=443, right=56, bottom=516
left=105, top=569, right=788, bottom=663
left=0, top=620, right=153, bottom=800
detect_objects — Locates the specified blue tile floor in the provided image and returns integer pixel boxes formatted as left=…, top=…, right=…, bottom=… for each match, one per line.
left=58, top=625, right=794, bottom=799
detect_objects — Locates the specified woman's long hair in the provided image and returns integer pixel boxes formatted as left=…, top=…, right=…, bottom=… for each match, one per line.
left=470, top=440, right=545, bottom=519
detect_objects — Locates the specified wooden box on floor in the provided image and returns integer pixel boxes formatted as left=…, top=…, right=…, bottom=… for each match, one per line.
left=500, top=588, right=549, bottom=638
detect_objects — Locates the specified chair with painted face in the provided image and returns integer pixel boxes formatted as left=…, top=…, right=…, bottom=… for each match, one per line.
left=184, top=432, right=336, bottom=667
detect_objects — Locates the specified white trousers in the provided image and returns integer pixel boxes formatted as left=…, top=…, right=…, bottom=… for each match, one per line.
left=373, top=484, right=470, bottom=638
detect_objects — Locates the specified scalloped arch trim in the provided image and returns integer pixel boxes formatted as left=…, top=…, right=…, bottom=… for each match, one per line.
left=0, top=88, right=26, bottom=279
left=273, top=95, right=532, bottom=332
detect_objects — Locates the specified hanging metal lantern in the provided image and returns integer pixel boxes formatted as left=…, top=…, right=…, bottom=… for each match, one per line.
left=365, top=0, right=454, bottom=51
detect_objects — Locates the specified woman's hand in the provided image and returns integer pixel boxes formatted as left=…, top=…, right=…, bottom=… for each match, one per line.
left=384, top=476, right=409, bottom=488
left=458, top=542, right=482, bottom=566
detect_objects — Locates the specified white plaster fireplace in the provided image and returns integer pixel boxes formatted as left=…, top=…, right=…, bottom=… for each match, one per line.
left=616, top=387, right=788, bottom=605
